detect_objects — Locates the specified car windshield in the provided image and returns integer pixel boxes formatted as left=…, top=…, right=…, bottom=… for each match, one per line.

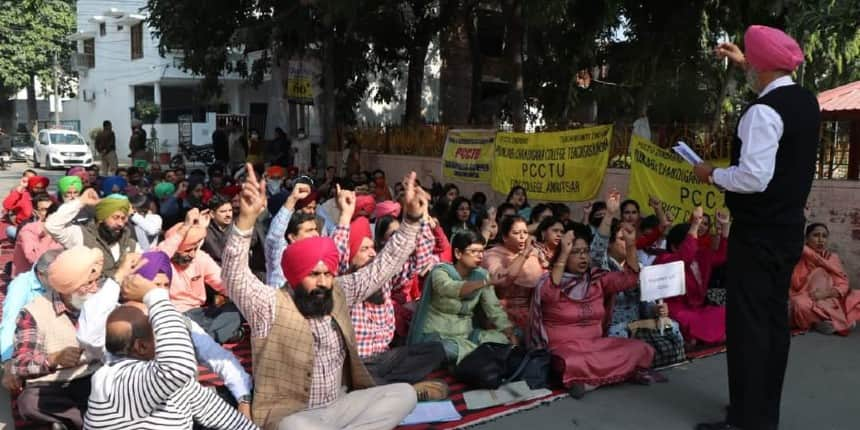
left=49, top=133, right=85, bottom=145
left=12, top=134, right=32, bottom=147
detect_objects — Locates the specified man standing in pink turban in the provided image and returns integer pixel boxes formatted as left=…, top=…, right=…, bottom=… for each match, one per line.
left=693, top=25, right=820, bottom=430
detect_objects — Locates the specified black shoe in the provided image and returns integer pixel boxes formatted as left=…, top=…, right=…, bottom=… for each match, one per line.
left=568, top=384, right=587, bottom=399
left=695, top=421, right=742, bottom=430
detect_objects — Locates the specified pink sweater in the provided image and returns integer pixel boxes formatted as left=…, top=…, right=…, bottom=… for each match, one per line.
left=12, top=222, right=62, bottom=276
left=157, top=231, right=225, bottom=313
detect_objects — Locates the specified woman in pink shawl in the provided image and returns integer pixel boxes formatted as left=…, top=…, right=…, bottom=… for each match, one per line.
left=482, top=215, right=547, bottom=333
left=529, top=228, right=657, bottom=398
left=653, top=208, right=729, bottom=347
left=790, top=223, right=860, bottom=335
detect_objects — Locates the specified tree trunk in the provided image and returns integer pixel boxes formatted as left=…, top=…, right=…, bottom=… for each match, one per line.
left=466, top=5, right=483, bottom=124
left=404, top=38, right=430, bottom=126
left=26, top=74, right=38, bottom=131
left=439, top=4, right=473, bottom=126
left=504, top=0, right=525, bottom=131
left=319, top=12, right=336, bottom=170
left=711, top=68, right=735, bottom=130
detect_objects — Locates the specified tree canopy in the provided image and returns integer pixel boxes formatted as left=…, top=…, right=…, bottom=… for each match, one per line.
left=0, top=0, right=76, bottom=97
left=145, top=0, right=860, bottom=135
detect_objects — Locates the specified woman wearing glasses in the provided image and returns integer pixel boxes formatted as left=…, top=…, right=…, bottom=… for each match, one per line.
left=528, top=229, right=656, bottom=398
left=407, top=230, right=515, bottom=364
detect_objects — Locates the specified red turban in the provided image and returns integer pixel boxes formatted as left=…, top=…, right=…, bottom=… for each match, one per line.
left=744, top=25, right=804, bottom=72
left=354, top=195, right=376, bottom=220
left=281, top=236, right=339, bottom=287
left=27, top=176, right=49, bottom=191
left=219, top=185, right=241, bottom=198
left=296, top=190, right=319, bottom=211
left=372, top=200, right=401, bottom=220
left=348, top=216, right=373, bottom=261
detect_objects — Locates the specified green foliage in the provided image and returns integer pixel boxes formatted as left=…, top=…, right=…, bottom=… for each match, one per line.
left=135, top=101, right=161, bottom=124
left=0, top=0, right=76, bottom=94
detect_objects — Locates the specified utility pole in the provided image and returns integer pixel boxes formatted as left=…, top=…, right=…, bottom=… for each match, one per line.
left=53, top=51, right=60, bottom=127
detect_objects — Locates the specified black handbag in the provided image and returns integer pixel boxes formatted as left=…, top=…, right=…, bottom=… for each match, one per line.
left=507, top=348, right=552, bottom=389
left=454, top=343, right=551, bottom=389
left=454, top=343, right=519, bottom=389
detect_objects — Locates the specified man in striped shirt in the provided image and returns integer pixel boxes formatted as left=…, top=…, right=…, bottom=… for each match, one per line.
left=84, top=272, right=257, bottom=430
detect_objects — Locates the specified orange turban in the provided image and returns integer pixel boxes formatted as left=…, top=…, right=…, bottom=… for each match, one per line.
left=165, top=222, right=207, bottom=249
left=48, top=246, right=104, bottom=295
left=281, top=236, right=339, bottom=288
left=266, top=165, right=286, bottom=178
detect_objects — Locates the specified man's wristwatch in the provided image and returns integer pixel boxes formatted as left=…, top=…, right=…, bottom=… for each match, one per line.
left=238, top=394, right=253, bottom=404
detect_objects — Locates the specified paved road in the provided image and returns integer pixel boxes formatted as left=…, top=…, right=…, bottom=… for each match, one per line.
left=0, top=163, right=857, bottom=429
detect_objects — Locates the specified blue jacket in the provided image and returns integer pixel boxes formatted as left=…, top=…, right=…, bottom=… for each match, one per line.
left=0, top=269, right=47, bottom=361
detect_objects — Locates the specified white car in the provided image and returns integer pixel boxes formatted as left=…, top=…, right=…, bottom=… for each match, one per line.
left=33, top=129, right=94, bottom=169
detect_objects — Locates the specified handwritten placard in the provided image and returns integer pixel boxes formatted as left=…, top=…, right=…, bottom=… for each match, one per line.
left=639, top=261, right=686, bottom=302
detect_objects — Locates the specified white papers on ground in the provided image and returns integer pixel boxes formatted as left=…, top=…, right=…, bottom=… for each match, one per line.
left=462, top=381, right=553, bottom=410
left=400, top=400, right=461, bottom=425
left=640, top=260, right=686, bottom=302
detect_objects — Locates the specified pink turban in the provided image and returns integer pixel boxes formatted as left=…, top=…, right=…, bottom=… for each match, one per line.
left=348, top=217, right=373, bottom=261
left=744, top=25, right=804, bottom=72
left=67, top=166, right=89, bottom=182
left=281, top=236, right=339, bottom=288
left=372, top=200, right=401, bottom=220
left=354, top=195, right=376, bottom=220
left=48, top=246, right=104, bottom=295
left=165, top=222, right=207, bottom=249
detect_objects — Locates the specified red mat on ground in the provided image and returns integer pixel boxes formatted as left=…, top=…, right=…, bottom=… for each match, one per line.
left=395, top=375, right=568, bottom=430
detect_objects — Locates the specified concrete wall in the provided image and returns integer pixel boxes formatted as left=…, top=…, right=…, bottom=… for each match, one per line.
left=339, top=150, right=860, bottom=287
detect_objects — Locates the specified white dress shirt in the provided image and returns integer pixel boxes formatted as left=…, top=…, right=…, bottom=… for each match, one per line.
left=77, top=279, right=252, bottom=399
left=712, top=75, right=794, bottom=193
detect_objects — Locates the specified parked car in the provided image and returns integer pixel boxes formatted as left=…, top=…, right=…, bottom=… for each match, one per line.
left=0, top=134, right=10, bottom=165
left=10, top=133, right=34, bottom=162
left=33, top=129, right=94, bottom=169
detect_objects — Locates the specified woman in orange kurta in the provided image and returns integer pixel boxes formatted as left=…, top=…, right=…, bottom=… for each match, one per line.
left=790, top=223, right=860, bottom=335
left=481, top=215, right=546, bottom=333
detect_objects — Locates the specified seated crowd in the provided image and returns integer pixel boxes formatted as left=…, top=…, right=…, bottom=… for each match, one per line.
left=0, top=160, right=854, bottom=430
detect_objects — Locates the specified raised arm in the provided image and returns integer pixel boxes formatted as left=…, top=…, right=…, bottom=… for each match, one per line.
left=45, top=191, right=97, bottom=248
left=110, top=284, right=197, bottom=418
left=224, top=164, right=279, bottom=337
left=264, top=184, right=310, bottom=275
left=339, top=172, right=428, bottom=305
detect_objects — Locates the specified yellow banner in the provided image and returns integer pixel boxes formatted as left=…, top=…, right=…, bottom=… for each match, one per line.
left=491, top=125, right=612, bottom=202
left=441, top=129, right=496, bottom=183
left=627, top=135, right=728, bottom=222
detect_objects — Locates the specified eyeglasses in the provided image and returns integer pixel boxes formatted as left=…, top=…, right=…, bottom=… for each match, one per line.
left=463, top=248, right=485, bottom=255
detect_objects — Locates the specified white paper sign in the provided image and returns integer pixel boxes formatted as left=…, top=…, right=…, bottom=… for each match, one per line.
left=672, top=141, right=703, bottom=165
left=639, top=261, right=686, bottom=301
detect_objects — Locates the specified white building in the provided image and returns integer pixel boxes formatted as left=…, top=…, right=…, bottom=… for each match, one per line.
left=67, top=0, right=320, bottom=164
